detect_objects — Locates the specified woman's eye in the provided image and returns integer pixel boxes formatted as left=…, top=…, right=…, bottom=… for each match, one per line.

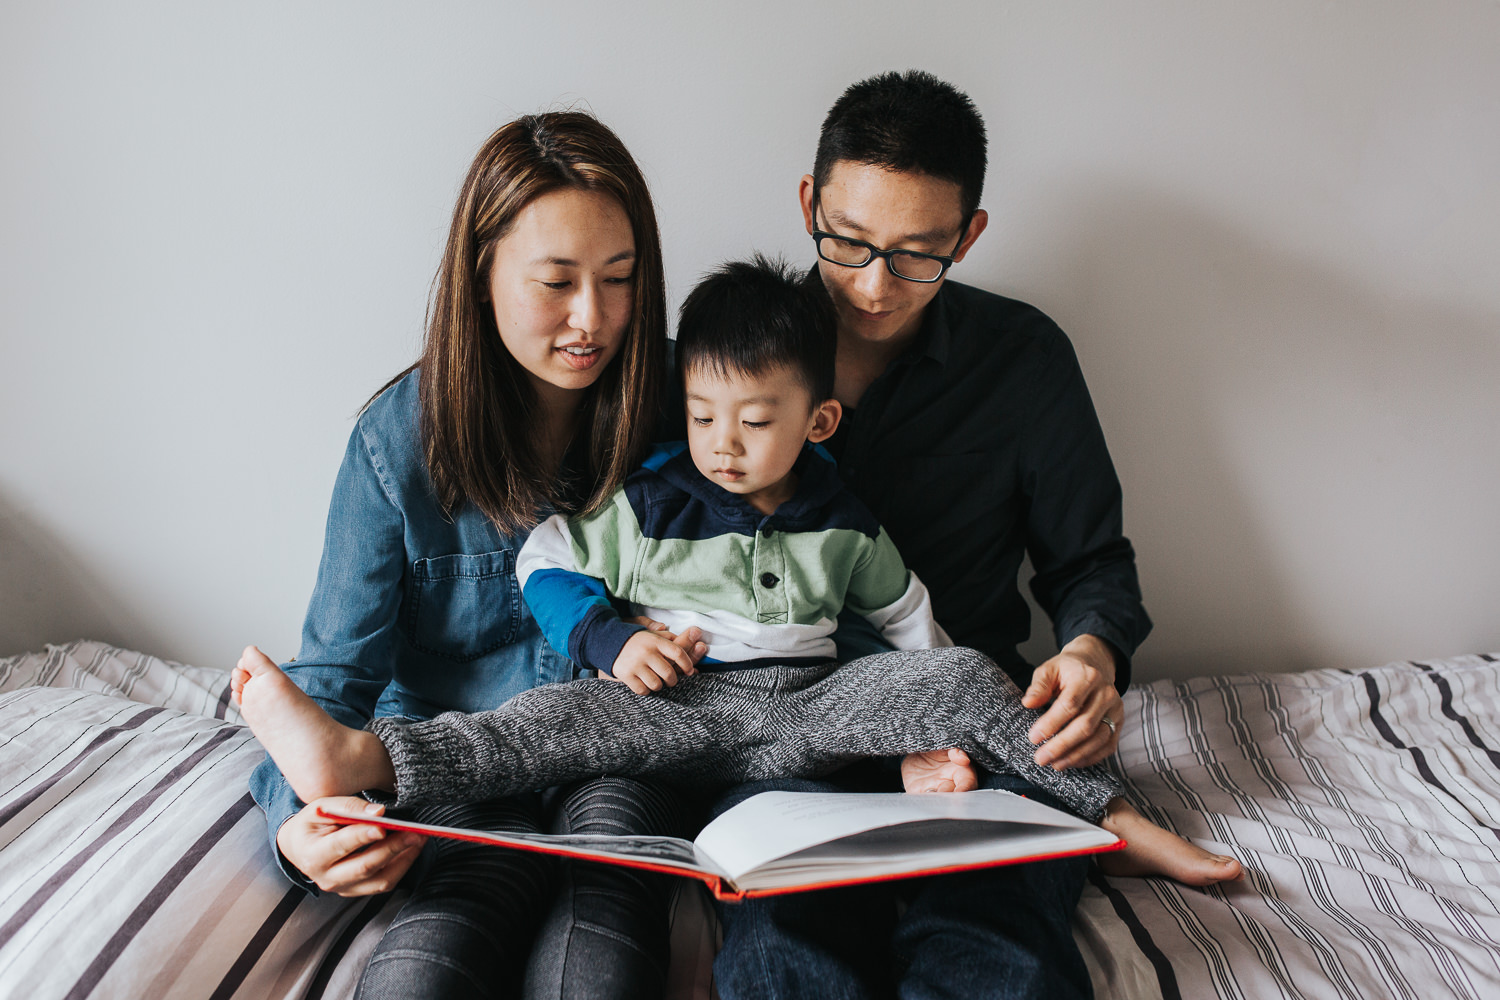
left=605, top=275, right=633, bottom=285
left=541, top=280, right=570, bottom=290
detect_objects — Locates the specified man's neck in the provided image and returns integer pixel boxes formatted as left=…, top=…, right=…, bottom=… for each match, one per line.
left=833, top=321, right=922, bottom=411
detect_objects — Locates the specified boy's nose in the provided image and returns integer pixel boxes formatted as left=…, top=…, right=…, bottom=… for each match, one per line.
left=712, top=429, right=741, bottom=455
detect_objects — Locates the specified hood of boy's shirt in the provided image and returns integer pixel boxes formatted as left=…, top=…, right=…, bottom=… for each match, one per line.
left=637, top=442, right=850, bottom=532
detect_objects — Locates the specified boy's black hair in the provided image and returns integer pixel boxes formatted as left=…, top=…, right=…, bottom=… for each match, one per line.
left=676, top=255, right=836, bottom=404
left=813, top=70, right=988, bottom=221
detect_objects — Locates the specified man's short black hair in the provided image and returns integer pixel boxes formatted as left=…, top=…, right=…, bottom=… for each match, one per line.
left=676, top=255, right=836, bottom=404
left=814, top=70, right=987, bottom=222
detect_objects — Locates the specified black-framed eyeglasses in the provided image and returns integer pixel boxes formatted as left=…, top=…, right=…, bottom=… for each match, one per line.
left=811, top=215, right=966, bottom=283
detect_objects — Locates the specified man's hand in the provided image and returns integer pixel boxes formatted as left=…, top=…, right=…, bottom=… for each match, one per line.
left=276, top=797, right=425, bottom=896
left=901, top=748, right=980, bottom=793
left=1022, top=634, right=1123, bottom=770
left=610, top=627, right=706, bottom=694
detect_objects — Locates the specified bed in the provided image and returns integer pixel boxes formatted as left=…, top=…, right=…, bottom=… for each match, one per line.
left=3, top=640, right=1498, bottom=999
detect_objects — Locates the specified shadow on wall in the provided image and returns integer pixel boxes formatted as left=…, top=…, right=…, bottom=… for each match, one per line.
left=0, top=490, right=160, bottom=658
left=1024, top=185, right=1500, bottom=680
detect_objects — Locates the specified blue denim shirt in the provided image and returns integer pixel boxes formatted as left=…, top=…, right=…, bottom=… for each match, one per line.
left=248, top=371, right=579, bottom=889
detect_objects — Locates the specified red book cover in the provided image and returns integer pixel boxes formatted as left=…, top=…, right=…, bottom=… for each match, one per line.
left=319, top=789, right=1124, bottom=902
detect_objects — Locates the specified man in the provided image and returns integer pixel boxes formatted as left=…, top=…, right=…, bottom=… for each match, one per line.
left=710, top=70, right=1153, bottom=1000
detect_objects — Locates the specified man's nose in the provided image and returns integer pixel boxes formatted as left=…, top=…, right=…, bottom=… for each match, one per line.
left=853, top=259, right=896, bottom=302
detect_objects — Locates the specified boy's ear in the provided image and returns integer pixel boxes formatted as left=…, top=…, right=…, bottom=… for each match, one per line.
left=806, top=398, right=843, bottom=443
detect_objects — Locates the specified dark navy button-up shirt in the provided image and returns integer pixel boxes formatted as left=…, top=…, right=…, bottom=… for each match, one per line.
left=817, top=275, right=1152, bottom=691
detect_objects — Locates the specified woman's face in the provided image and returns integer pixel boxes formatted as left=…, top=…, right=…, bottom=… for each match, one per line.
left=486, top=187, right=636, bottom=407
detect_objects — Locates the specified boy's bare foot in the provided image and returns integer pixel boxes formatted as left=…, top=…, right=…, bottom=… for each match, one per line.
left=1097, top=798, right=1245, bottom=886
left=233, top=645, right=396, bottom=803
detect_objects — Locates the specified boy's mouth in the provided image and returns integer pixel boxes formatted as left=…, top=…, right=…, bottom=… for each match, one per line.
left=714, top=468, right=745, bottom=481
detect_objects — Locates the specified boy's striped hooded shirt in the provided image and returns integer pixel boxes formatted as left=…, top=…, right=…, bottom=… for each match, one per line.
left=518, top=443, right=948, bottom=674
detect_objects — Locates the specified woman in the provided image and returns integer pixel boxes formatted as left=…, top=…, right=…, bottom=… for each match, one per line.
left=247, top=111, right=689, bottom=999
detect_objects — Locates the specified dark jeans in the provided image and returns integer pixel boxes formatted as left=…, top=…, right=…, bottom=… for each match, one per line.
left=711, top=768, right=1094, bottom=1000
left=355, top=777, right=688, bottom=1000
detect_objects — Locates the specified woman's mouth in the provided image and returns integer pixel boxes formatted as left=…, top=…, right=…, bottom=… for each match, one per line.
left=557, top=345, right=603, bottom=371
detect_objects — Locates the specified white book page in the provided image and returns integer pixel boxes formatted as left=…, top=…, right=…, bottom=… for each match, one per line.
left=695, top=790, right=1113, bottom=883
left=319, top=804, right=727, bottom=878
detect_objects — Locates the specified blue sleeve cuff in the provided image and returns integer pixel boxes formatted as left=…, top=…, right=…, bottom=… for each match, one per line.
left=569, top=605, right=647, bottom=675
left=249, top=754, right=319, bottom=894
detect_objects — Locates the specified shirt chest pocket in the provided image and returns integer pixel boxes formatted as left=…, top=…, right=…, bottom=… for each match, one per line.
left=403, top=550, right=520, bottom=662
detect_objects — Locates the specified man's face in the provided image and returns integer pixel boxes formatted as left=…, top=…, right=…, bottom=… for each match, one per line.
left=800, top=161, right=986, bottom=348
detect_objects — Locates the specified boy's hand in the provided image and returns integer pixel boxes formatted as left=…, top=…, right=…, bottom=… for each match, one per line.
left=611, top=628, right=705, bottom=694
left=901, top=748, right=980, bottom=793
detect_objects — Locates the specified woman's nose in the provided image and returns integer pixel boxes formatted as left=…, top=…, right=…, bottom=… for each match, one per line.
left=569, top=282, right=603, bottom=332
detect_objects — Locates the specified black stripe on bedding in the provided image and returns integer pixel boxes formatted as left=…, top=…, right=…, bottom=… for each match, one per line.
left=206, top=885, right=306, bottom=1000
left=304, top=894, right=392, bottom=999
left=62, top=793, right=259, bottom=1000
left=0, top=727, right=239, bottom=943
left=0, top=705, right=165, bottom=828
left=1411, top=663, right=1500, bottom=770
left=1275, top=673, right=1498, bottom=998
left=214, top=678, right=234, bottom=720
left=1087, top=869, right=1182, bottom=1000
left=1361, top=672, right=1500, bottom=842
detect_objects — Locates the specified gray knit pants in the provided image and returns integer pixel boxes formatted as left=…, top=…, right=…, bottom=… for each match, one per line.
left=369, top=646, right=1123, bottom=823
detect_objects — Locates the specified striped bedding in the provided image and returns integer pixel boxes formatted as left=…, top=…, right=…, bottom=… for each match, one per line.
left=2, top=642, right=1499, bottom=999
left=0, top=642, right=404, bottom=999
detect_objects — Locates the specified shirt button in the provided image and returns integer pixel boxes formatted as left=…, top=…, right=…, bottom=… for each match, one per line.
left=761, top=527, right=774, bottom=538
left=760, top=572, right=779, bottom=588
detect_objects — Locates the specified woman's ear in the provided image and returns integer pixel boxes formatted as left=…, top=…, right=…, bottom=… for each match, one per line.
left=806, top=398, right=843, bottom=443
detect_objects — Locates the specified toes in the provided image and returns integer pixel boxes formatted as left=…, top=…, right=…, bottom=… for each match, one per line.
left=237, top=645, right=277, bottom=676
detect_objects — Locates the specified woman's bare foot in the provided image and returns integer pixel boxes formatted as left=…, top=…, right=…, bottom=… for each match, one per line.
left=232, top=645, right=396, bottom=802
left=1097, top=798, right=1245, bottom=886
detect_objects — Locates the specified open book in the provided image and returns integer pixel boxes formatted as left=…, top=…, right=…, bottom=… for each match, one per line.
left=320, top=789, right=1123, bottom=901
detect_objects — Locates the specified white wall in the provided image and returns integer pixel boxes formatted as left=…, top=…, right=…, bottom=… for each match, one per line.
left=3, top=1, right=1497, bottom=679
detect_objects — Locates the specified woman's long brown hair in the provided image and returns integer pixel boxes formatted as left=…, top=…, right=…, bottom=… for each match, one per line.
left=375, top=112, right=665, bottom=535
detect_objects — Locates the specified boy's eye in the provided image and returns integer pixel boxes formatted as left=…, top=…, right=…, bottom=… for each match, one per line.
left=691, top=416, right=712, bottom=426
left=743, top=421, right=769, bottom=429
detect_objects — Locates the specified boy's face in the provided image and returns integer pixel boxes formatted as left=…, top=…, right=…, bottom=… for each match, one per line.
left=684, top=363, right=841, bottom=516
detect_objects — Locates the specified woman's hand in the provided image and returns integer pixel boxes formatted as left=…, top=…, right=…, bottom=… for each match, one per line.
left=276, top=797, right=425, bottom=896
left=1022, top=634, right=1123, bottom=769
